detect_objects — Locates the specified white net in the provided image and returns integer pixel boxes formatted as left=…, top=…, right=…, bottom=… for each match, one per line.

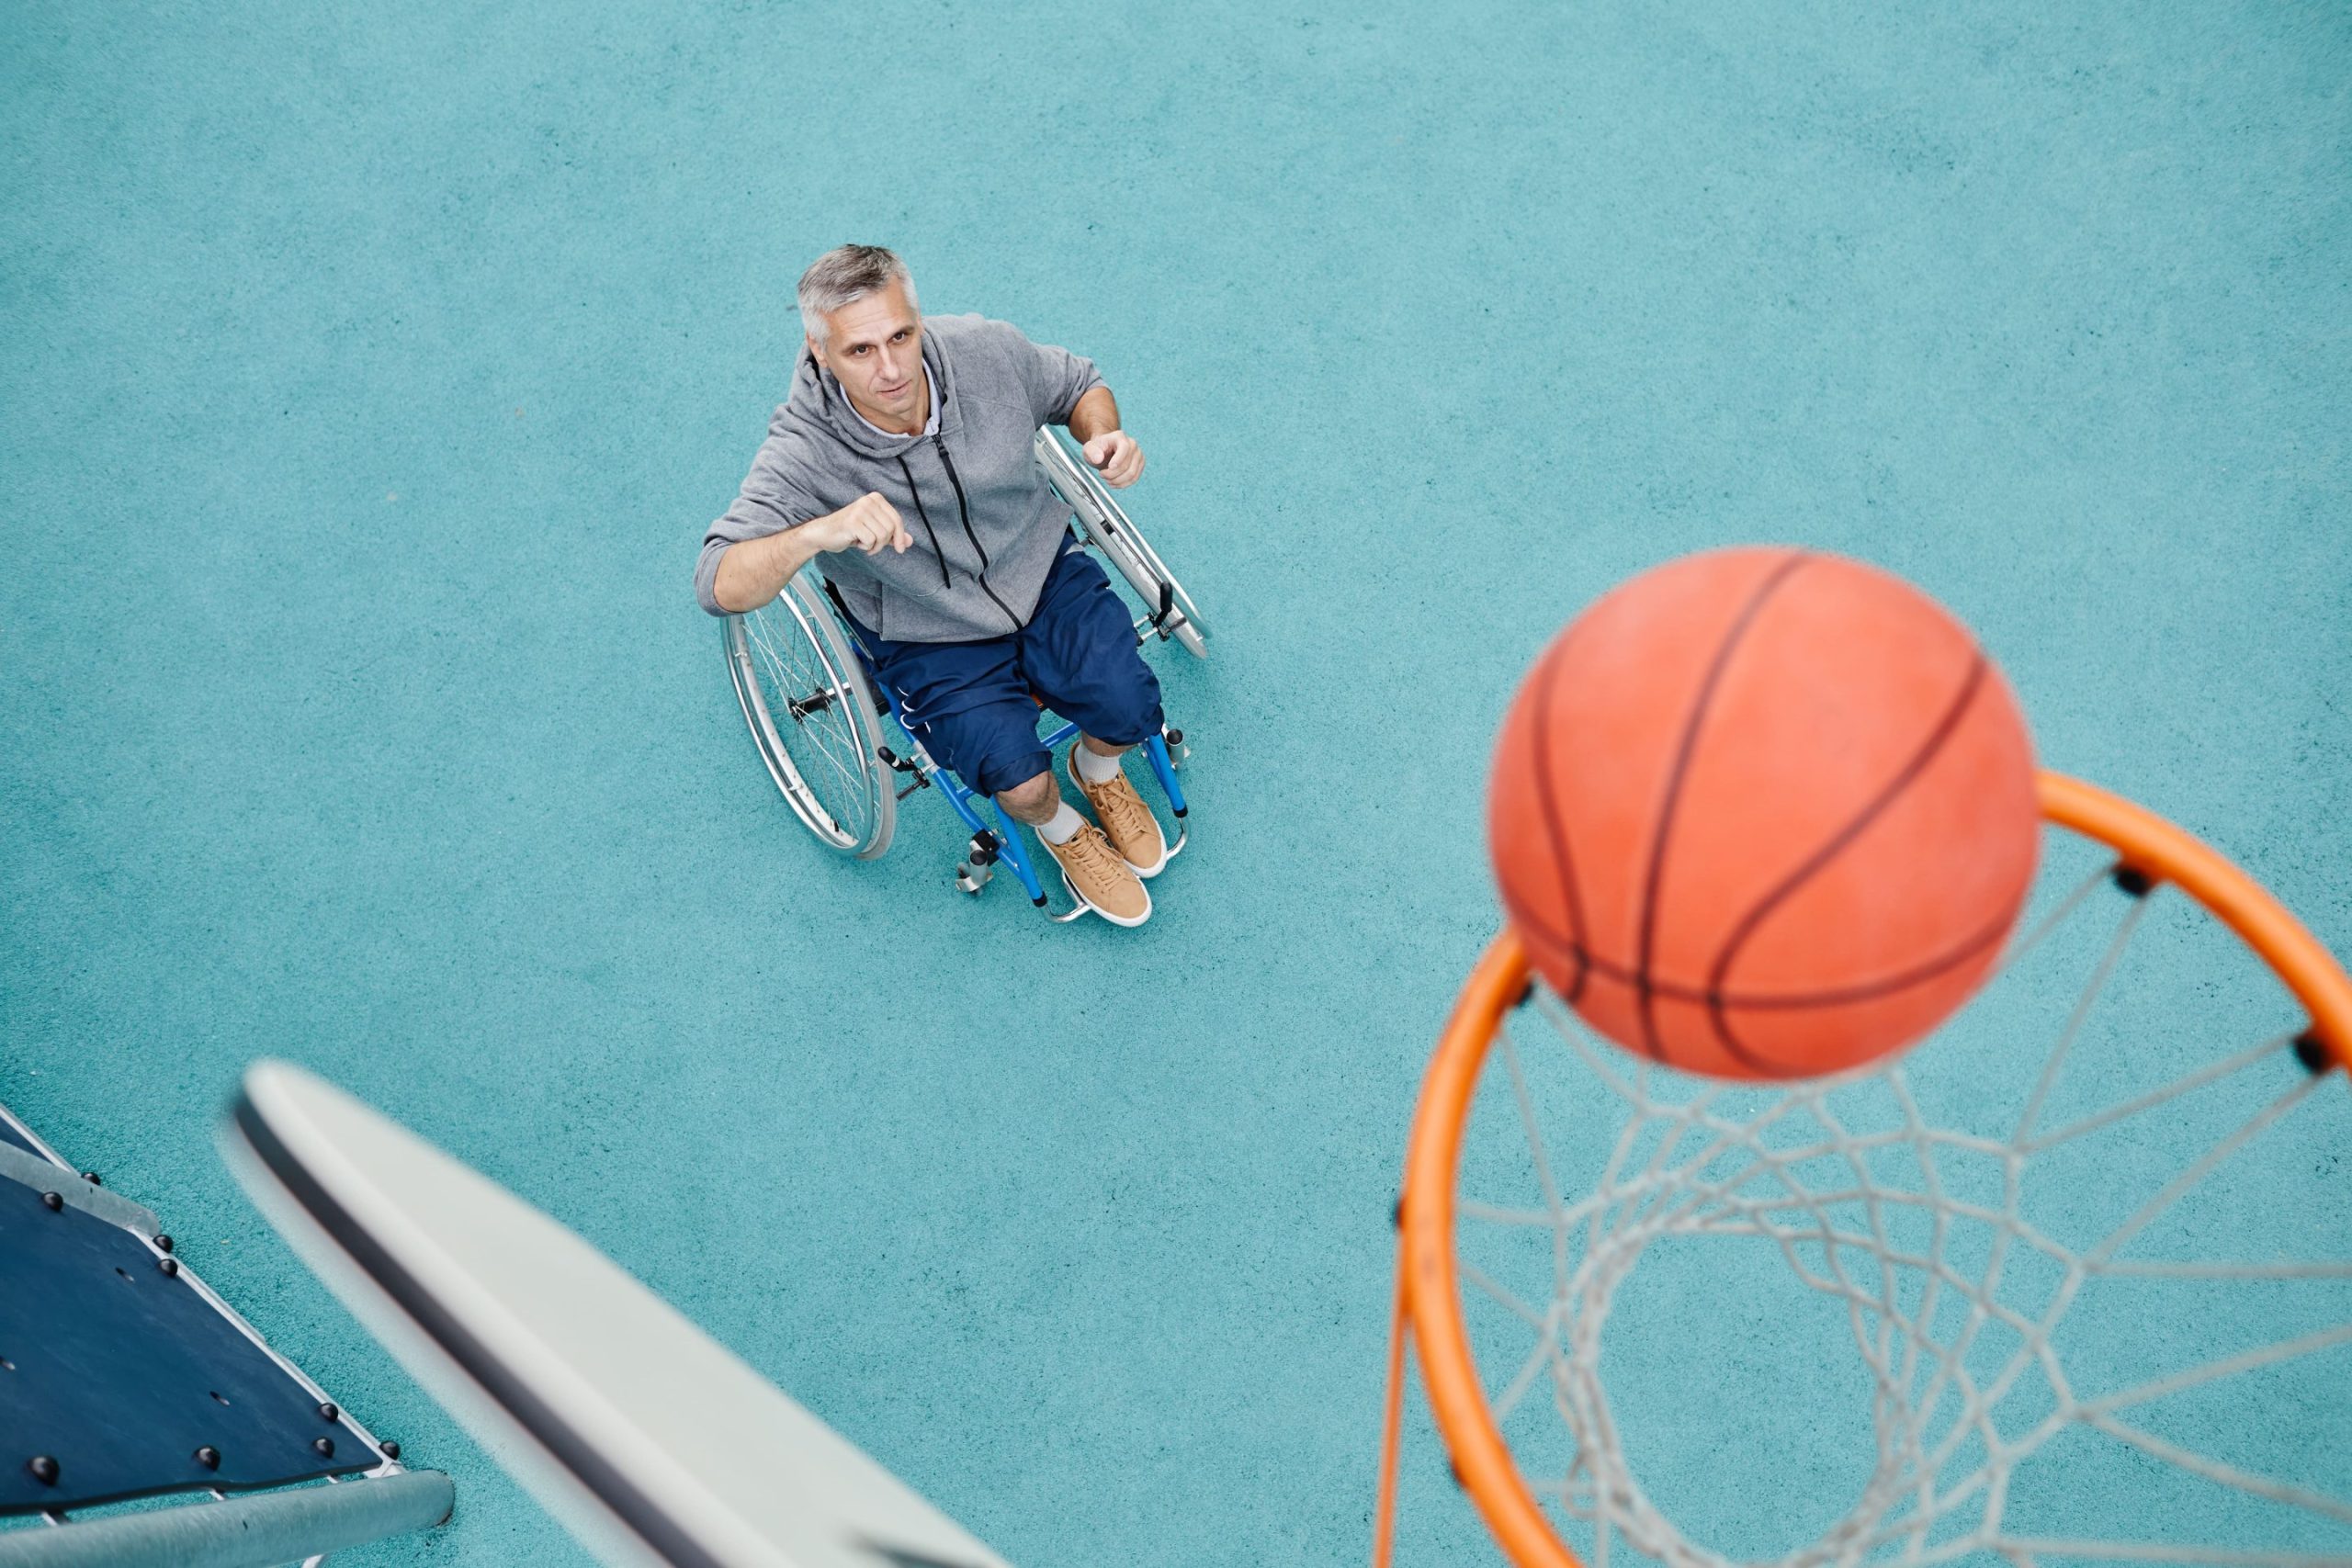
left=1452, top=849, right=2352, bottom=1568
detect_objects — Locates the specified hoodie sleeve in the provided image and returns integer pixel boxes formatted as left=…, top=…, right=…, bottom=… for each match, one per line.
left=695, top=431, right=826, bottom=617
left=1000, top=321, right=1105, bottom=427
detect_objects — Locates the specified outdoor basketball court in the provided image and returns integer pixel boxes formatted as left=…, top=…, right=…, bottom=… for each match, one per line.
left=5, top=3, right=2347, bottom=1565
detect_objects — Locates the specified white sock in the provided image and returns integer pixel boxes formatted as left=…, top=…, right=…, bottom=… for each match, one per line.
left=1036, top=802, right=1084, bottom=844
left=1075, top=744, right=1124, bottom=785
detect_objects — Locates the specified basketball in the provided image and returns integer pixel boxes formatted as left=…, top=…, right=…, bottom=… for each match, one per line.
left=1488, top=547, right=2041, bottom=1079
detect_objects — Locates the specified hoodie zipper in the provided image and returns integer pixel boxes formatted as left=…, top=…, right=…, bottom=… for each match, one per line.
left=931, top=435, right=1023, bottom=632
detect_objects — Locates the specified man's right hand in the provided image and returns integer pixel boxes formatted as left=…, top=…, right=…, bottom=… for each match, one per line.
left=808, top=492, right=912, bottom=557
left=709, top=491, right=910, bottom=614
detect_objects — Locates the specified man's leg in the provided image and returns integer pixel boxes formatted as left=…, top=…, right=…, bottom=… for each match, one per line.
left=1018, top=546, right=1170, bottom=876
left=858, top=623, right=1062, bottom=827
left=989, top=760, right=1150, bottom=925
left=993, top=768, right=1079, bottom=838
left=1069, top=733, right=1133, bottom=792
left=865, top=678, right=1150, bottom=926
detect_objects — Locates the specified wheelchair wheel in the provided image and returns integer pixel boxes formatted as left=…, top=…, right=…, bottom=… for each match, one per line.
left=1034, top=426, right=1208, bottom=660
left=723, top=575, right=895, bottom=858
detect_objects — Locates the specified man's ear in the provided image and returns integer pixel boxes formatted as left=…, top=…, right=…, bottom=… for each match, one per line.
left=803, top=334, right=822, bottom=367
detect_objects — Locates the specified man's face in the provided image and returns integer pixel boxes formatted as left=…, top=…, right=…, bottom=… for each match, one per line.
left=809, top=281, right=925, bottom=429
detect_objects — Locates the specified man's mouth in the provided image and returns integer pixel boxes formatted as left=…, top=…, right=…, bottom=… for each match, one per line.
left=876, top=380, right=909, bottom=399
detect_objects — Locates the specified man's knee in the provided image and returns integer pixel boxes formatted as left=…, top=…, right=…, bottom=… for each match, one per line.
left=994, top=769, right=1057, bottom=821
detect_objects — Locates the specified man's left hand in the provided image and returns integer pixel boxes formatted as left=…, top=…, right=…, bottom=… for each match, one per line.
left=1081, top=430, right=1146, bottom=489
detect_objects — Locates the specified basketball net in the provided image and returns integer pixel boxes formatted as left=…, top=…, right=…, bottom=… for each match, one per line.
left=1375, top=774, right=2352, bottom=1568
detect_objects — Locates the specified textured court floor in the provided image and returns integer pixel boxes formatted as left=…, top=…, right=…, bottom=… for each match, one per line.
left=5, top=3, right=2348, bottom=1563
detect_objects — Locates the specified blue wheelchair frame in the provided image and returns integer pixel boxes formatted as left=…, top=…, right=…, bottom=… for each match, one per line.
left=825, top=578, right=1190, bottom=920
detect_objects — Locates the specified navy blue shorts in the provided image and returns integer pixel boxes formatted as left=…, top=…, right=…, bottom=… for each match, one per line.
left=850, top=539, right=1165, bottom=797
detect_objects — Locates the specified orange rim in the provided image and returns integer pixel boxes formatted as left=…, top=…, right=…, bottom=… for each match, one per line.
left=1384, top=771, right=2352, bottom=1568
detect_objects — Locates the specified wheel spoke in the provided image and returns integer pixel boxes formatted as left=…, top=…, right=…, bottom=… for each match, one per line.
left=736, top=601, right=883, bottom=847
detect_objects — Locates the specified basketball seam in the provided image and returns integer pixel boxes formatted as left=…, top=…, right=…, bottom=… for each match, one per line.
left=1705, top=652, right=1991, bottom=1073
left=1507, top=898, right=1586, bottom=967
left=1531, top=912, right=2012, bottom=1010
left=1528, top=635, right=1590, bottom=1000
left=1632, top=550, right=1813, bottom=1060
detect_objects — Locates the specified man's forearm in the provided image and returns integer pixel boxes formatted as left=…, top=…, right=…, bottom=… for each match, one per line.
left=712, top=525, right=824, bottom=615
left=1068, top=384, right=1121, bottom=443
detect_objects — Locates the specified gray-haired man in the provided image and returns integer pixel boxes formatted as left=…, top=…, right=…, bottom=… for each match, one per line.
left=696, top=245, right=1166, bottom=926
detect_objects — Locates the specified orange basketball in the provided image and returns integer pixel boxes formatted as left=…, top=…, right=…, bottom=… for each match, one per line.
left=1488, top=547, right=2040, bottom=1080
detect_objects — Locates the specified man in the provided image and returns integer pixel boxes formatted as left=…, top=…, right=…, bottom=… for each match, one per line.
left=696, top=245, right=1168, bottom=926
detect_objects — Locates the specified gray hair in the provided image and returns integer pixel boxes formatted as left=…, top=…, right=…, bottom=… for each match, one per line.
left=797, top=244, right=918, bottom=344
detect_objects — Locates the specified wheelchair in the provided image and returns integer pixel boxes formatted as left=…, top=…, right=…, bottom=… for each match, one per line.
left=721, top=426, right=1207, bottom=920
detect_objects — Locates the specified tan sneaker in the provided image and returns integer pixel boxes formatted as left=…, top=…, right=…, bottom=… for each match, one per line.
left=1065, top=749, right=1170, bottom=878
left=1042, top=822, right=1152, bottom=927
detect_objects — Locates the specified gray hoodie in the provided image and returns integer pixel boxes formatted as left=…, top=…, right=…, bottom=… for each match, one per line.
left=695, top=313, right=1104, bottom=642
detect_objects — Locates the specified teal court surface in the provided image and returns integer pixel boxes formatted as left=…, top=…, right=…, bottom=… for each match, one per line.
left=4, top=3, right=2348, bottom=1565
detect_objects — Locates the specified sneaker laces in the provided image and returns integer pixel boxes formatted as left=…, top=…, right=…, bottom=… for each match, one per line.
left=1056, top=823, right=1124, bottom=877
left=1089, top=773, right=1158, bottom=846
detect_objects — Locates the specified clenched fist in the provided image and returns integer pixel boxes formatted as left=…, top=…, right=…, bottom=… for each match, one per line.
left=1080, top=429, right=1145, bottom=489
left=808, top=492, right=912, bottom=557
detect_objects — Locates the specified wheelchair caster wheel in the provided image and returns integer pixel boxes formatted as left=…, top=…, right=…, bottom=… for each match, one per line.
left=956, top=860, right=993, bottom=895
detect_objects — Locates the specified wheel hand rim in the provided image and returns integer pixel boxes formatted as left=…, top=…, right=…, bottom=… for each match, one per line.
left=733, top=593, right=882, bottom=850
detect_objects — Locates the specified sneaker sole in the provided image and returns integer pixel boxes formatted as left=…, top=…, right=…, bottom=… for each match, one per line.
left=1056, top=865, right=1152, bottom=928
left=1066, top=751, right=1170, bottom=879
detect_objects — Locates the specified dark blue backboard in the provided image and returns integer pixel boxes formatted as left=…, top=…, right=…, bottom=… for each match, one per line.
left=0, top=1179, right=367, bottom=1512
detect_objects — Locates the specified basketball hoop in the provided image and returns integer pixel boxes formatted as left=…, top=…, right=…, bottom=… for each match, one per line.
left=1375, top=773, right=2352, bottom=1568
